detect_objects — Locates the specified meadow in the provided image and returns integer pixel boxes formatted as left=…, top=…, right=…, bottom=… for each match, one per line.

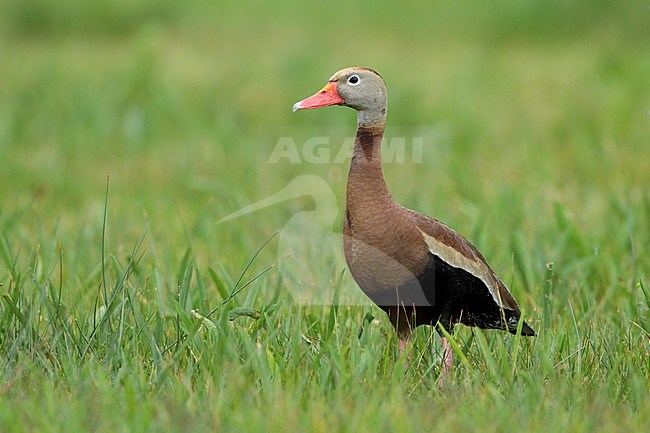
left=1, top=0, right=649, bottom=431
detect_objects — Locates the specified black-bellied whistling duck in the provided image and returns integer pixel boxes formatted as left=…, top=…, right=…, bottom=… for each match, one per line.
left=293, top=67, right=534, bottom=375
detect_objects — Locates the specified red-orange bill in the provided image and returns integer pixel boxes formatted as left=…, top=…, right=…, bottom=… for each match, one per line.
left=292, top=82, right=344, bottom=112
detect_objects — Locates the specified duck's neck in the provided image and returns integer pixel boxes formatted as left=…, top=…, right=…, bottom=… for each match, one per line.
left=346, top=113, right=393, bottom=214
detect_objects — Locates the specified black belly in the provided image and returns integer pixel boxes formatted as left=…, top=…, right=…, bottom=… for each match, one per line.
left=372, top=253, right=520, bottom=335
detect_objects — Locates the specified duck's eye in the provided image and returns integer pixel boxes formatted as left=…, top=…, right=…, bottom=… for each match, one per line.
left=348, top=75, right=360, bottom=85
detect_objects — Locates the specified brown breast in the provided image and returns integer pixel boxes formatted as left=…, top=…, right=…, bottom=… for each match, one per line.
left=343, top=199, right=431, bottom=297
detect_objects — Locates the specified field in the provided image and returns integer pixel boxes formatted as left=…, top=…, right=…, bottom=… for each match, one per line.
left=1, top=1, right=649, bottom=431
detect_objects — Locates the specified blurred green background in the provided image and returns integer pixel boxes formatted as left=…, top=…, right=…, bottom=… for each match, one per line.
left=2, top=0, right=648, bottom=271
left=1, top=0, right=649, bottom=431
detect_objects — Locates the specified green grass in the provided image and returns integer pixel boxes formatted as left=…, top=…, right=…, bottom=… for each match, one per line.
left=1, top=0, right=650, bottom=431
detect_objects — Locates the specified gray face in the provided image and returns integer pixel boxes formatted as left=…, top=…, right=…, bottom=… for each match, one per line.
left=330, top=68, right=387, bottom=114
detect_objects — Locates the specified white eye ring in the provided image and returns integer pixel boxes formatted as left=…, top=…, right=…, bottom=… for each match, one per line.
left=348, top=75, right=360, bottom=86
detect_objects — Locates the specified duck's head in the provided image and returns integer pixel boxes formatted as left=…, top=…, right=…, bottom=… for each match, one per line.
left=293, top=67, right=387, bottom=123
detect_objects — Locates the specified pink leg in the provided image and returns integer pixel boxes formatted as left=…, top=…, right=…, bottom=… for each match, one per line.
left=439, top=337, right=454, bottom=387
left=399, top=337, right=407, bottom=354
left=442, top=337, right=453, bottom=373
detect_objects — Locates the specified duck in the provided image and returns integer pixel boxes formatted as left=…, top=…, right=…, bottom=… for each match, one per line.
left=292, top=67, right=534, bottom=375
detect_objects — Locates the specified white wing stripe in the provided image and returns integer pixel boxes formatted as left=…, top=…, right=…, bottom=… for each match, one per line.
left=419, top=229, right=507, bottom=309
